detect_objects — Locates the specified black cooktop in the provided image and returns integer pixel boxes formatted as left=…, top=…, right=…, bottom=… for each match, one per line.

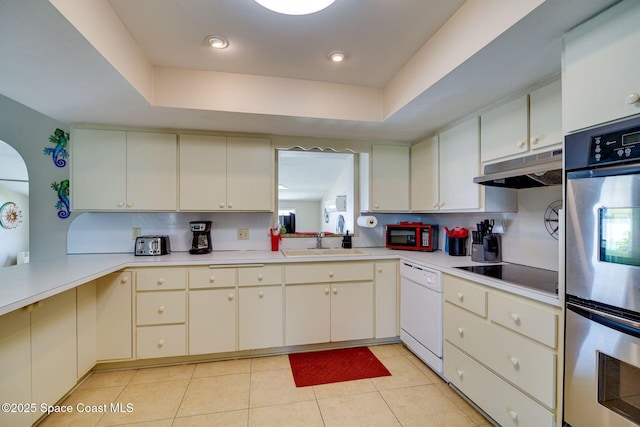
left=455, top=264, right=558, bottom=295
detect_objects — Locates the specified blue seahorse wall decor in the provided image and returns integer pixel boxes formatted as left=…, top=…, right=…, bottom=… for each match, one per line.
left=43, top=128, right=69, bottom=167
left=51, top=180, right=70, bottom=218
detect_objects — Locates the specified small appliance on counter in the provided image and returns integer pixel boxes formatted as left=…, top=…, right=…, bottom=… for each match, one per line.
left=444, top=227, right=468, bottom=256
left=189, top=221, right=212, bottom=254
left=135, top=235, right=171, bottom=256
left=386, top=222, right=438, bottom=252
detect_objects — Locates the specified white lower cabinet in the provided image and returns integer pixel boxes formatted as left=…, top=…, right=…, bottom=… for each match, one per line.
left=443, top=274, right=560, bottom=426
left=96, top=272, right=132, bottom=361
left=0, top=290, right=78, bottom=426
left=0, top=309, right=31, bottom=427
left=188, top=267, right=237, bottom=355
left=285, top=262, right=375, bottom=346
left=189, top=288, right=236, bottom=355
left=31, top=289, right=78, bottom=422
left=135, top=268, right=187, bottom=359
left=77, top=281, right=97, bottom=377
left=375, top=261, right=398, bottom=339
left=444, top=342, right=555, bottom=427
left=239, top=286, right=283, bottom=350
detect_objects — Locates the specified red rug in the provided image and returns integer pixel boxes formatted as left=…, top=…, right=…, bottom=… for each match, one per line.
left=288, top=346, right=391, bottom=387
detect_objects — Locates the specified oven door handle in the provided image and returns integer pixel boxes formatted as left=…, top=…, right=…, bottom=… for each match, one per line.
left=568, top=302, right=640, bottom=338
left=567, top=163, right=640, bottom=179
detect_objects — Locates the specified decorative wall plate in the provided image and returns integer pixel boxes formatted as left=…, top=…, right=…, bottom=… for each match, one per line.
left=544, top=200, right=562, bottom=240
left=0, top=202, right=23, bottom=229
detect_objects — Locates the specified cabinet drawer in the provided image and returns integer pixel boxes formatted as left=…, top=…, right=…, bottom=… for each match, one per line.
left=488, top=293, right=558, bottom=348
left=136, top=291, right=186, bottom=325
left=238, top=265, right=282, bottom=286
left=189, top=267, right=236, bottom=289
left=444, top=342, right=555, bottom=427
left=136, top=324, right=186, bottom=359
left=285, top=262, right=373, bottom=284
left=445, top=303, right=556, bottom=409
left=136, top=268, right=186, bottom=290
left=444, top=275, right=487, bottom=316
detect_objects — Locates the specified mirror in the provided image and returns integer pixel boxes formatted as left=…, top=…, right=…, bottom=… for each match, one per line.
left=278, top=149, right=355, bottom=237
left=0, top=140, right=29, bottom=266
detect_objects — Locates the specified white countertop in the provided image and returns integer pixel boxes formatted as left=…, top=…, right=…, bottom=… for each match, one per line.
left=0, top=248, right=561, bottom=317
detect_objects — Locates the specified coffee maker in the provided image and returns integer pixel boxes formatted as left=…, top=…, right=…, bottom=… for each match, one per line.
left=189, top=221, right=212, bottom=254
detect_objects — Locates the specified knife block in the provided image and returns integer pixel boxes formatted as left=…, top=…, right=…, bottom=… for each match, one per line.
left=471, top=234, right=502, bottom=263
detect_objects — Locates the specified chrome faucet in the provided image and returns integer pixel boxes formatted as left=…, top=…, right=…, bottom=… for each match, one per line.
left=316, top=232, right=325, bottom=249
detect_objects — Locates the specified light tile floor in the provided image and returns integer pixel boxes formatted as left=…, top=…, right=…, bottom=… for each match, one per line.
left=37, top=344, right=492, bottom=427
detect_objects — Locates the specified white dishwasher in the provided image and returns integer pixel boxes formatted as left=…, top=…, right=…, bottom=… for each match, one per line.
left=400, top=260, right=443, bottom=375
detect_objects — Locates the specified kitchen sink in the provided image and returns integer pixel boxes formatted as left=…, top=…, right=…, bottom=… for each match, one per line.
left=281, top=248, right=370, bottom=257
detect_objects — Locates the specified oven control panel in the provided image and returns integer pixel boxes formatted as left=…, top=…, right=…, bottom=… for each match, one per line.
left=589, top=124, right=640, bottom=165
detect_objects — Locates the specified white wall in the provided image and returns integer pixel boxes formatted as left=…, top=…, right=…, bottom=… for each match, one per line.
left=0, top=95, right=71, bottom=263
left=0, top=185, right=29, bottom=266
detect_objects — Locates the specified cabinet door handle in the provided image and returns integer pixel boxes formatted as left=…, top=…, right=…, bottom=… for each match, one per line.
left=439, top=201, right=445, bottom=208
left=117, top=201, right=125, bottom=208
left=626, top=92, right=640, bottom=105
left=507, top=409, right=518, bottom=422
left=432, top=202, right=439, bottom=208
left=157, top=278, right=165, bottom=285
left=377, top=266, right=383, bottom=273
left=228, top=293, right=234, bottom=300
left=374, top=203, right=379, bottom=209
left=258, top=274, right=263, bottom=281
left=209, top=275, right=216, bottom=283
left=127, top=201, right=134, bottom=208
left=332, top=287, right=338, bottom=295
left=509, top=312, right=520, bottom=324
left=530, top=136, right=541, bottom=145
left=328, top=271, right=334, bottom=278
left=158, top=305, right=165, bottom=313
left=157, top=339, right=165, bottom=348
left=516, top=140, right=526, bottom=148
left=457, top=369, right=464, bottom=379
left=219, top=202, right=225, bottom=208
left=120, top=276, right=128, bottom=284
left=324, top=287, right=330, bottom=295
left=228, top=202, right=233, bottom=208
left=457, top=292, right=464, bottom=302
left=457, top=327, right=464, bottom=337
left=509, top=356, right=520, bottom=368
left=258, top=291, right=264, bottom=298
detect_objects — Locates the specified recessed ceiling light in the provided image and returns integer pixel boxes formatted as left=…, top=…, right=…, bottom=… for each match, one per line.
left=254, top=0, right=336, bottom=15
left=206, top=35, right=229, bottom=49
left=329, top=51, right=346, bottom=63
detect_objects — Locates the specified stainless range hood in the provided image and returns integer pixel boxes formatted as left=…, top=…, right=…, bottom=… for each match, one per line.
left=473, top=148, right=563, bottom=189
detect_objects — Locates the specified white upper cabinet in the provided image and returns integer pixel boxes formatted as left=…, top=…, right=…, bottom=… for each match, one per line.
left=439, top=117, right=481, bottom=211
left=563, top=0, right=640, bottom=133
left=481, top=95, right=529, bottom=163
left=179, top=135, right=227, bottom=211
left=370, top=145, right=410, bottom=211
left=480, top=80, right=562, bottom=164
left=529, top=79, right=562, bottom=151
left=179, top=135, right=273, bottom=211
left=71, top=129, right=177, bottom=211
left=410, top=135, right=439, bottom=211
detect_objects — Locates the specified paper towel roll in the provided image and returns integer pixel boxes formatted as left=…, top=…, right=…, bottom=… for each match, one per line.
left=357, top=216, right=378, bottom=228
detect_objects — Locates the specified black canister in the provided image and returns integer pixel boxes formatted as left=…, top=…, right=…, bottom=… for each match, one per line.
left=448, top=236, right=467, bottom=256
left=341, top=231, right=352, bottom=248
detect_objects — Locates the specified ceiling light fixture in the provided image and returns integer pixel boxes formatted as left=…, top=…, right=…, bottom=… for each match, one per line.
left=206, top=35, right=229, bottom=49
left=329, top=51, right=346, bottom=63
left=254, top=0, right=336, bottom=15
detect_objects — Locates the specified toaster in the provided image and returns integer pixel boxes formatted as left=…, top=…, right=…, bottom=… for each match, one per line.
left=135, top=235, right=171, bottom=256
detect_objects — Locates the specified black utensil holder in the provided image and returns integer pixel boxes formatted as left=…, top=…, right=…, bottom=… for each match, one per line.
left=448, top=236, right=467, bottom=256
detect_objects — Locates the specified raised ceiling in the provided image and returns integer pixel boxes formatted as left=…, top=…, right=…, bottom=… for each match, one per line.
left=0, top=0, right=621, bottom=142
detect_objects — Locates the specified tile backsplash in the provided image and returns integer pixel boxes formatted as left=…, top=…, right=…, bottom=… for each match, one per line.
left=67, top=186, right=561, bottom=270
